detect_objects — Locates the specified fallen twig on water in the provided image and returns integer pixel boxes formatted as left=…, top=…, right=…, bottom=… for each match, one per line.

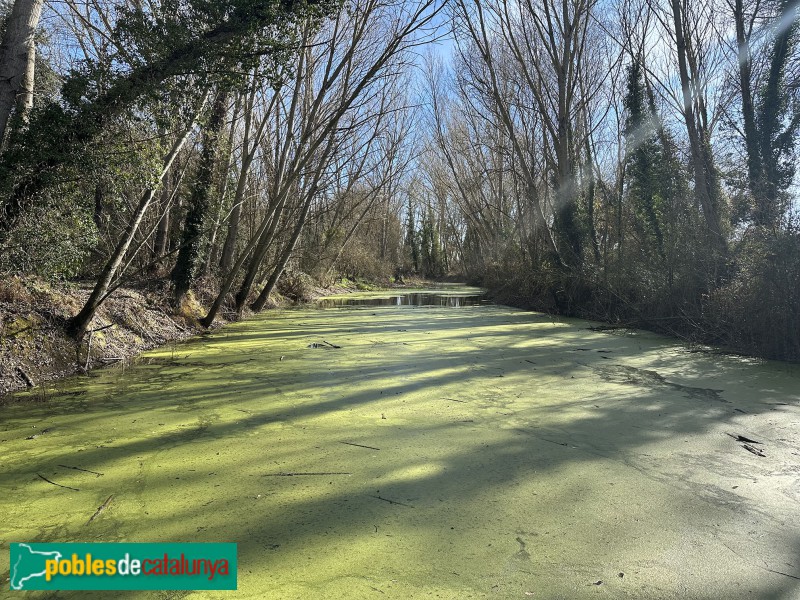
left=265, top=472, right=352, bottom=476
left=37, top=473, right=79, bottom=491
left=25, top=427, right=52, bottom=440
left=742, top=443, right=766, bottom=457
left=722, top=541, right=800, bottom=581
left=58, top=465, right=104, bottom=476
left=87, top=494, right=115, bottom=524
left=371, top=495, right=414, bottom=508
left=726, top=432, right=760, bottom=444
left=340, top=441, right=380, bottom=450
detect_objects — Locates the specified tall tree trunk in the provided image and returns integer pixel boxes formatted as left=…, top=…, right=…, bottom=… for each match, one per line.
left=220, top=84, right=272, bottom=274
left=0, top=0, right=43, bottom=148
left=219, top=153, right=254, bottom=274
left=171, top=90, right=228, bottom=305
left=202, top=96, right=240, bottom=275
left=553, top=79, right=581, bottom=266
left=669, top=0, right=725, bottom=254
left=583, top=123, right=601, bottom=263
left=153, top=182, right=172, bottom=260
left=732, top=0, right=761, bottom=202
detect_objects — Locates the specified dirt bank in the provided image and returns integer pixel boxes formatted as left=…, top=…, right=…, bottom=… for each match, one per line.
left=0, top=277, right=216, bottom=397
left=0, top=275, right=406, bottom=398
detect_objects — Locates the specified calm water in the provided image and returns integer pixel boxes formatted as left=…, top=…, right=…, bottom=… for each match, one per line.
left=2, top=287, right=799, bottom=598
left=317, top=292, right=490, bottom=308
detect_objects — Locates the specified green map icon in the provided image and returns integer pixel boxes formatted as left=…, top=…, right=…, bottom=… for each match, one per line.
left=10, top=543, right=63, bottom=590
left=8, top=542, right=237, bottom=590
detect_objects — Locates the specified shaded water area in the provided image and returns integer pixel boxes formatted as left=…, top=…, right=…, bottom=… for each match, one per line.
left=1, top=286, right=800, bottom=598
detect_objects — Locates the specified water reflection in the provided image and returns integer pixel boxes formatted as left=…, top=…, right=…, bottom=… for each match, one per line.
left=317, top=293, right=489, bottom=308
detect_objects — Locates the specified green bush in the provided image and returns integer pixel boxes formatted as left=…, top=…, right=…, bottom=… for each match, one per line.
left=0, top=198, right=97, bottom=279
left=276, top=271, right=317, bottom=302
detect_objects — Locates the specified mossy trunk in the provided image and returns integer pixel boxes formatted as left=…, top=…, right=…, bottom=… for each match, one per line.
left=171, top=90, right=228, bottom=306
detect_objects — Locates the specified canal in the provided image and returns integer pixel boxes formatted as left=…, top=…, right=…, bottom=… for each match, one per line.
left=1, top=287, right=799, bottom=598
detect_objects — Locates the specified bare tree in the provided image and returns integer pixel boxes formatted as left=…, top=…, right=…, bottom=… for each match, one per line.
left=449, top=0, right=610, bottom=270
left=667, top=0, right=726, bottom=253
left=201, top=0, right=442, bottom=326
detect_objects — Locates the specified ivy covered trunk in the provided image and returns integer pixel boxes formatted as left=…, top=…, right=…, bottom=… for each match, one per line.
left=171, top=90, right=228, bottom=306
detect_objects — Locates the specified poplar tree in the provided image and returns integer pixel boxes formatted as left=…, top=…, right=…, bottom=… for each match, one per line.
left=623, top=59, right=665, bottom=259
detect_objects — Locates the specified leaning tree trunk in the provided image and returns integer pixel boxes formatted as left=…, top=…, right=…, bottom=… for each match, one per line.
left=67, top=128, right=194, bottom=340
left=251, top=196, right=313, bottom=311
left=218, top=151, right=254, bottom=273
left=0, top=0, right=43, bottom=148
left=152, top=182, right=172, bottom=260
left=233, top=194, right=288, bottom=314
left=201, top=96, right=240, bottom=275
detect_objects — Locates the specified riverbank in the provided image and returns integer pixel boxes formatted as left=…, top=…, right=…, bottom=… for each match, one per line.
left=0, top=275, right=433, bottom=398
left=0, top=277, right=210, bottom=398
left=481, top=275, right=800, bottom=364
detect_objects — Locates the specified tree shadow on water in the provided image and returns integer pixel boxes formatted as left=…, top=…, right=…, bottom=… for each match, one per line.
left=1, top=304, right=799, bottom=599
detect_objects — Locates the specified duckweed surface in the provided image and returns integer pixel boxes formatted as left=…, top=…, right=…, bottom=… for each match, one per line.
left=2, top=288, right=800, bottom=599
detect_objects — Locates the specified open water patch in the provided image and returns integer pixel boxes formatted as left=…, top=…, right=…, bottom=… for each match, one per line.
left=317, top=292, right=490, bottom=308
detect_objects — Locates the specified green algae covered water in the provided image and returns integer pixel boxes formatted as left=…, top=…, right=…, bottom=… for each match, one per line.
left=2, top=287, right=800, bottom=599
